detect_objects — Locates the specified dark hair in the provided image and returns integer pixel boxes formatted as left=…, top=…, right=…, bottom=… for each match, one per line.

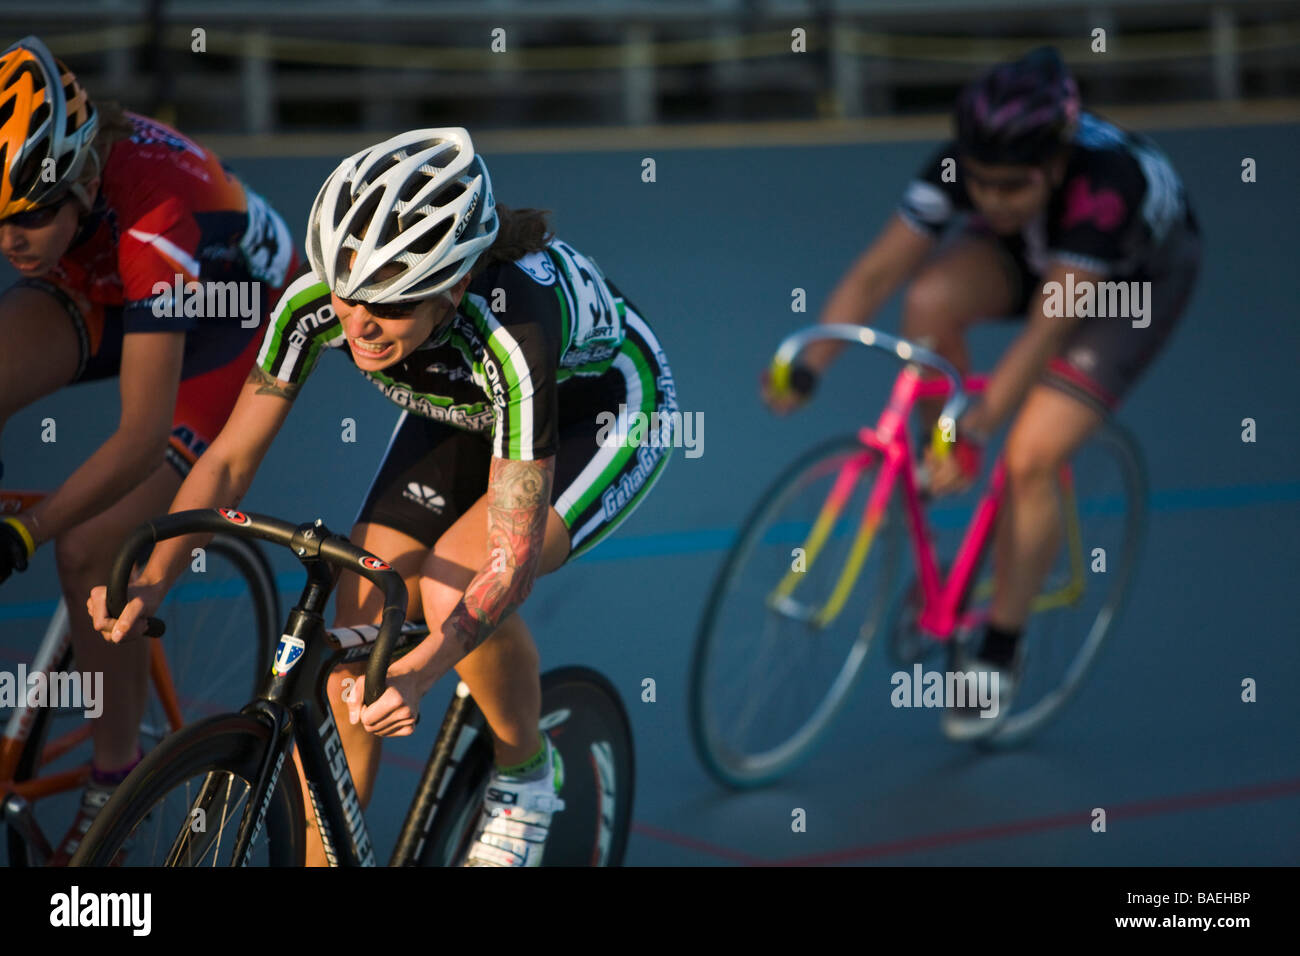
left=71, top=99, right=134, bottom=197
left=469, top=204, right=554, bottom=279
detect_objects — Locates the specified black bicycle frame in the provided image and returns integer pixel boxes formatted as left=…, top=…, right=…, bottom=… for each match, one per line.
left=107, top=508, right=410, bottom=868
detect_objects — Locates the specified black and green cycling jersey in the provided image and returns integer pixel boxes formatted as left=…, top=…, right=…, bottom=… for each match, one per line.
left=256, top=238, right=655, bottom=461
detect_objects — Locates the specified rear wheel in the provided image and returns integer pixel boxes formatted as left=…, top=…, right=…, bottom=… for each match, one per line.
left=419, top=667, right=635, bottom=866
left=951, top=418, right=1147, bottom=747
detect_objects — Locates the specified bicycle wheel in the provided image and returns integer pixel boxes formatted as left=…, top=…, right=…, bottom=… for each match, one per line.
left=954, top=417, right=1147, bottom=748
left=70, top=713, right=305, bottom=866
left=5, top=536, right=279, bottom=866
left=419, top=667, right=635, bottom=866
left=690, top=435, right=903, bottom=788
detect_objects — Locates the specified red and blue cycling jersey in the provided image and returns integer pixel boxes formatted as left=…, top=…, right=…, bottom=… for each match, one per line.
left=18, top=112, right=297, bottom=472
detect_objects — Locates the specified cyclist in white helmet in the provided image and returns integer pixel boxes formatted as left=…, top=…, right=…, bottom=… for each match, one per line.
left=90, top=127, right=678, bottom=866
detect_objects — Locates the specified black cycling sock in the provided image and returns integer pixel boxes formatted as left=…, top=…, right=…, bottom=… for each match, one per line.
left=978, top=623, right=1022, bottom=666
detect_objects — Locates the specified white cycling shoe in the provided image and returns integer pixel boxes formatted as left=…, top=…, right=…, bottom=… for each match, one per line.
left=461, top=734, right=565, bottom=867
left=940, top=644, right=1024, bottom=743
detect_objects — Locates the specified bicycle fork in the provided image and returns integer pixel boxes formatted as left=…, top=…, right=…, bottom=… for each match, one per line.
left=767, top=447, right=896, bottom=629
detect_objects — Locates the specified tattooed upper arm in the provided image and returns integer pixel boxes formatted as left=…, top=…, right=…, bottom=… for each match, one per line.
left=247, top=365, right=301, bottom=401
left=484, top=456, right=554, bottom=572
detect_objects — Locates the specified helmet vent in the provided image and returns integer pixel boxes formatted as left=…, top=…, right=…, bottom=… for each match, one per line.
left=405, top=218, right=450, bottom=256
left=29, top=100, right=49, bottom=137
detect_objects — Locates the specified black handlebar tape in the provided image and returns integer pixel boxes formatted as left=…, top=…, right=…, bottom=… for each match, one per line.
left=108, top=509, right=408, bottom=699
left=104, top=520, right=165, bottom=637
left=106, top=509, right=291, bottom=639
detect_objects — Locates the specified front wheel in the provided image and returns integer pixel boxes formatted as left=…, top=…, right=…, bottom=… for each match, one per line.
left=70, top=713, right=305, bottom=866
left=689, top=435, right=902, bottom=789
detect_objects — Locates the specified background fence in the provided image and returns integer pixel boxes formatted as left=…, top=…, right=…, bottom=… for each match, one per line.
left=4, top=1, right=1298, bottom=136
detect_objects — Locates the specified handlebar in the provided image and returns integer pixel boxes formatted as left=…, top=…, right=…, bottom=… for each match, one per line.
left=769, top=323, right=973, bottom=456
left=106, top=508, right=408, bottom=707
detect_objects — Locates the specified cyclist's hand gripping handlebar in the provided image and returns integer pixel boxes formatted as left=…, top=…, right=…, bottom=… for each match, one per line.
left=770, top=323, right=972, bottom=461
left=107, top=509, right=408, bottom=706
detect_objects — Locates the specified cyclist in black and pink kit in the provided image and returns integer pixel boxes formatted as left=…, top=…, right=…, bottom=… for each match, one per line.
left=0, top=35, right=297, bottom=861
left=763, top=46, right=1200, bottom=739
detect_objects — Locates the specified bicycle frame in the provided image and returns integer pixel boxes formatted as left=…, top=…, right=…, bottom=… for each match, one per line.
left=769, top=364, right=1089, bottom=643
left=147, top=516, right=483, bottom=868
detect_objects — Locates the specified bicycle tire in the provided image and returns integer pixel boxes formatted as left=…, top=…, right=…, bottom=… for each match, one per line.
left=5, top=536, right=279, bottom=867
left=418, top=666, right=635, bottom=867
left=689, top=435, right=901, bottom=789
left=970, top=417, right=1148, bottom=749
left=70, top=712, right=305, bottom=867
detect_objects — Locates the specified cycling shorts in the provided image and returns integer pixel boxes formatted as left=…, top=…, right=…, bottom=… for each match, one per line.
left=964, top=219, right=1201, bottom=414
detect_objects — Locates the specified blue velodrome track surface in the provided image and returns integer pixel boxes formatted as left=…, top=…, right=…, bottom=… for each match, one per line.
left=2, top=120, right=1297, bottom=865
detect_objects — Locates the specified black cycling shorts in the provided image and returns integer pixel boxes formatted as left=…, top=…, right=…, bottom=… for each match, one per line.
left=962, top=219, right=1201, bottom=414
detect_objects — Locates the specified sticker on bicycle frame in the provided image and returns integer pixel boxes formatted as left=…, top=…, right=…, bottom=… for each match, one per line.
left=272, top=634, right=306, bottom=676
left=218, top=508, right=250, bottom=525
left=359, top=556, right=391, bottom=571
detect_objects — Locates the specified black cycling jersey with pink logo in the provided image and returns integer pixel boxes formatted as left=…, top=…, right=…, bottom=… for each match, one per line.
left=897, top=112, right=1197, bottom=278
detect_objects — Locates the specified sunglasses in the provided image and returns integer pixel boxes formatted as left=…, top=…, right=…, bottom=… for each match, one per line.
left=339, top=293, right=454, bottom=321
left=1, top=193, right=72, bottom=230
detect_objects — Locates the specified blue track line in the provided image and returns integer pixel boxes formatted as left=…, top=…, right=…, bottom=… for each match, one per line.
left=0, top=479, right=1296, bottom=621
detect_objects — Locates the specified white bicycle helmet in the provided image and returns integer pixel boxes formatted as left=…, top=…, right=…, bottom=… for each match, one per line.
left=307, top=127, right=498, bottom=303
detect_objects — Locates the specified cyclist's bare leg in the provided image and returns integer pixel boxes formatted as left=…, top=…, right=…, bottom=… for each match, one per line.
left=420, top=498, right=572, bottom=768
left=0, top=285, right=81, bottom=447
left=989, top=385, right=1105, bottom=630
left=293, top=520, right=426, bottom=867
left=900, top=237, right=1018, bottom=431
left=53, top=463, right=182, bottom=770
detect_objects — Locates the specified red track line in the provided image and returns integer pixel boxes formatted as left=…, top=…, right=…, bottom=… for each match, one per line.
left=774, top=776, right=1300, bottom=866
left=629, top=821, right=768, bottom=865
left=626, top=777, right=1300, bottom=866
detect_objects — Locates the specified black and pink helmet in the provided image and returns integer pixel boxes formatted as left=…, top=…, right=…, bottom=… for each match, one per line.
left=955, top=46, right=1081, bottom=165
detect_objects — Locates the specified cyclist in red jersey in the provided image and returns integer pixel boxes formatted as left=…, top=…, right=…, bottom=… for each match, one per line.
left=763, top=47, right=1199, bottom=740
left=0, top=35, right=298, bottom=861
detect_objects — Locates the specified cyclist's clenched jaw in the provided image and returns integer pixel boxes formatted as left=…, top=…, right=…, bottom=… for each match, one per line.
left=333, top=291, right=450, bottom=369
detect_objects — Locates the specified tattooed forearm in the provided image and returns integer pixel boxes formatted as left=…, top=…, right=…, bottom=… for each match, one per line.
left=443, top=456, right=554, bottom=658
left=247, top=366, right=300, bottom=400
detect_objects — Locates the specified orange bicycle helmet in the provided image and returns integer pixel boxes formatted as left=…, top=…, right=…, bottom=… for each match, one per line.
left=0, top=35, right=99, bottom=219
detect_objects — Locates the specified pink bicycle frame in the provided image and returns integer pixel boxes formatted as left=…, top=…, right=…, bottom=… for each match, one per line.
left=854, top=367, right=1002, bottom=642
